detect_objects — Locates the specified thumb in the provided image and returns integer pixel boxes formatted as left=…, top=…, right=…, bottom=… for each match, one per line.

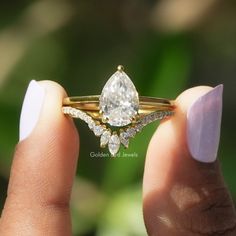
left=0, top=80, right=79, bottom=235
left=143, top=85, right=236, bottom=235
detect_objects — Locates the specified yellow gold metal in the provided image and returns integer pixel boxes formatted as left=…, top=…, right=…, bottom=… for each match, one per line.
left=102, top=116, right=109, bottom=123
left=131, top=116, right=138, bottom=124
left=63, top=95, right=175, bottom=122
left=117, top=65, right=124, bottom=72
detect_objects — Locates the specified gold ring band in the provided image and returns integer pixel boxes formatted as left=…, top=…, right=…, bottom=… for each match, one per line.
left=63, top=95, right=175, bottom=121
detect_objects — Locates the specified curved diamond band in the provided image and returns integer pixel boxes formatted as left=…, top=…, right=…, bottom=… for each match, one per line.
left=62, top=65, right=175, bottom=156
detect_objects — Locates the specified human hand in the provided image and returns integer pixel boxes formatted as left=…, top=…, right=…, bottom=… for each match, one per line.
left=0, top=81, right=235, bottom=235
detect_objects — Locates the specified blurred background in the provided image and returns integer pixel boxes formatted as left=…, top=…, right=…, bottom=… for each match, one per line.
left=0, top=0, right=235, bottom=235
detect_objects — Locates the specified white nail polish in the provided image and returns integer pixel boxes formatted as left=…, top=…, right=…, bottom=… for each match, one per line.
left=19, top=80, right=45, bottom=141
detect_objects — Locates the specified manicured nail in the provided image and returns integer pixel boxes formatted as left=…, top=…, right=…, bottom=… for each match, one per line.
left=187, top=85, right=223, bottom=163
left=19, top=80, right=45, bottom=141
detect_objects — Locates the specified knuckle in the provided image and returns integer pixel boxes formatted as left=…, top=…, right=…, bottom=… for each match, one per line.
left=144, top=162, right=236, bottom=235
left=181, top=186, right=236, bottom=235
left=144, top=183, right=236, bottom=236
left=39, top=198, right=70, bottom=213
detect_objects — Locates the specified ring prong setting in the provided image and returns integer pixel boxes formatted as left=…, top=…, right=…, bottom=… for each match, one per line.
left=117, top=65, right=124, bottom=72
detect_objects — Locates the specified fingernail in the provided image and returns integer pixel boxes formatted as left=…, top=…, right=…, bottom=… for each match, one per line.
left=187, top=85, right=223, bottom=163
left=19, top=80, right=45, bottom=141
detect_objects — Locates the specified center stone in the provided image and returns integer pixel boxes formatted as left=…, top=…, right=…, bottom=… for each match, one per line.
left=99, top=69, right=139, bottom=127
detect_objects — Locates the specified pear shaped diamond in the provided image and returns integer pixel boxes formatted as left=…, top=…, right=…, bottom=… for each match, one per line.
left=99, top=68, right=139, bottom=127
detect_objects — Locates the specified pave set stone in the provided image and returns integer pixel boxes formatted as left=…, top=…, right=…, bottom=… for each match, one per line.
left=62, top=106, right=173, bottom=156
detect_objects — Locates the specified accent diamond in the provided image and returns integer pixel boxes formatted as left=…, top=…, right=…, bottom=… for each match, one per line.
left=88, top=120, right=95, bottom=130
left=100, top=130, right=111, bottom=147
left=108, top=134, right=120, bottom=156
left=99, top=70, right=139, bottom=127
left=120, top=131, right=129, bottom=148
left=126, top=127, right=136, bottom=138
left=93, top=125, right=104, bottom=136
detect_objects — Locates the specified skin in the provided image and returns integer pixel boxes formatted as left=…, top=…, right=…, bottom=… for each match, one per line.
left=0, top=81, right=235, bottom=235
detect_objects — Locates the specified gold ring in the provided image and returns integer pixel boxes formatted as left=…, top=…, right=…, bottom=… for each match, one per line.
left=62, top=65, right=175, bottom=156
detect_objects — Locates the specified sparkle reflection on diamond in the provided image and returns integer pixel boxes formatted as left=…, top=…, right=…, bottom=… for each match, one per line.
left=108, top=134, right=120, bottom=156
left=100, top=130, right=111, bottom=147
left=99, top=70, right=139, bottom=127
